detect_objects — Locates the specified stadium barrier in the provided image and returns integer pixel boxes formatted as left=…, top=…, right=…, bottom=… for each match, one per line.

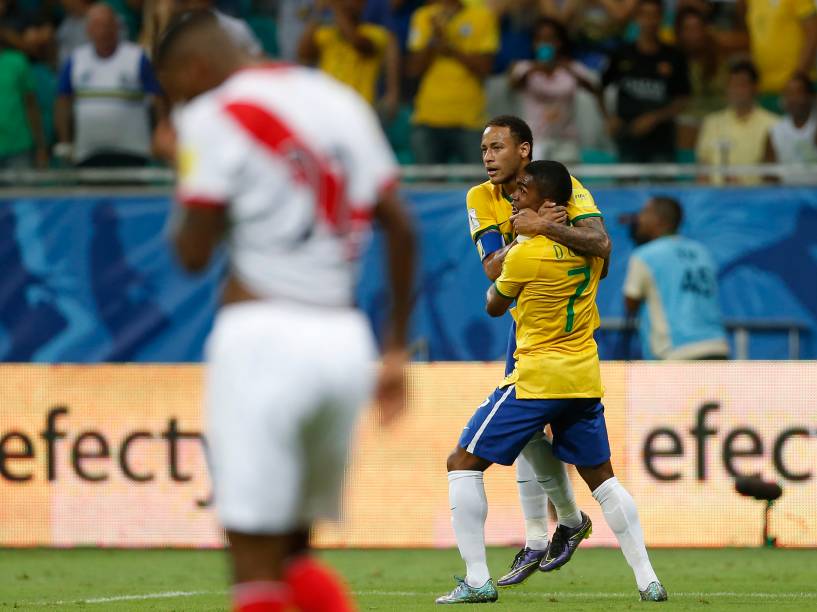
left=2, top=163, right=817, bottom=186
left=1, top=362, right=815, bottom=549
left=0, top=187, right=814, bottom=362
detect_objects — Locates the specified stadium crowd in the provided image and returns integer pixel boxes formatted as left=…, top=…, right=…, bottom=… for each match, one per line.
left=1, top=0, right=816, bottom=174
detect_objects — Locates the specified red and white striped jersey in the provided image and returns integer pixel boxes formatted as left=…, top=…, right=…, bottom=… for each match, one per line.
left=174, top=64, right=398, bottom=307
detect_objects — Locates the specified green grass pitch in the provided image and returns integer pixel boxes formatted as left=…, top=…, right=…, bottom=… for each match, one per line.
left=1, top=548, right=816, bottom=610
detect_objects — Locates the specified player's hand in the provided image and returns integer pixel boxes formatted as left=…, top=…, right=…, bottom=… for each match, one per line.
left=538, top=200, right=568, bottom=226
left=152, top=118, right=177, bottom=165
left=375, top=348, right=408, bottom=426
left=510, top=208, right=543, bottom=236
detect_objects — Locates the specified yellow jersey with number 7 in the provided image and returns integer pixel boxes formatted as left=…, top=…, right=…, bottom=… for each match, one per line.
left=494, top=235, right=604, bottom=399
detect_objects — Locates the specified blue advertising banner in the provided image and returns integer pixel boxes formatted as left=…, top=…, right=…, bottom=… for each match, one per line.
left=0, top=186, right=815, bottom=362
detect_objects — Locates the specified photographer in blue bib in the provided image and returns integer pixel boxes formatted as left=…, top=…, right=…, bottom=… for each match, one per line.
left=623, top=196, right=729, bottom=360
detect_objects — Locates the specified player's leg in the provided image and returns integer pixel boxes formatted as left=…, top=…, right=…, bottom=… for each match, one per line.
left=443, top=443, right=494, bottom=601
left=500, top=322, right=555, bottom=587
left=550, top=400, right=666, bottom=601
left=437, top=385, right=549, bottom=604
left=205, top=304, right=368, bottom=612
left=519, top=432, right=584, bottom=531
left=282, top=308, right=378, bottom=612
left=227, top=531, right=298, bottom=611
left=204, top=305, right=302, bottom=611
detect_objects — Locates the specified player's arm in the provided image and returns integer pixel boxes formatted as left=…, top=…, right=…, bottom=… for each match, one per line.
left=485, top=283, right=514, bottom=317
left=172, top=205, right=228, bottom=272
left=372, top=187, right=416, bottom=425
left=171, top=106, right=236, bottom=272
left=511, top=207, right=612, bottom=271
left=467, top=188, right=513, bottom=281
left=374, top=187, right=416, bottom=352
left=482, top=241, right=516, bottom=281
left=623, top=254, right=648, bottom=315
left=486, top=245, right=528, bottom=317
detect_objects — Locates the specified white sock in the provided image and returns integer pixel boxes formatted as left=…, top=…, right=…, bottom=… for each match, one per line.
left=448, top=470, right=490, bottom=588
left=521, top=434, right=583, bottom=529
left=592, top=476, right=659, bottom=591
left=515, top=454, right=549, bottom=550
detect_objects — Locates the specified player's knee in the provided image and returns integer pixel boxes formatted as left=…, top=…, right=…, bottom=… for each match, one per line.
left=446, top=448, right=464, bottom=472
left=447, top=446, right=490, bottom=472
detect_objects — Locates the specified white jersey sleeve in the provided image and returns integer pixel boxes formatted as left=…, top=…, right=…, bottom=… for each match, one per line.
left=175, top=100, right=248, bottom=207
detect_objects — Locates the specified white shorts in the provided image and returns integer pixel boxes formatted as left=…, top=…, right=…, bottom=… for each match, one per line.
left=204, top=301, right=376, bottom=534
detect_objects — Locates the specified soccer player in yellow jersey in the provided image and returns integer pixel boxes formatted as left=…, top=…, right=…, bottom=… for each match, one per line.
left=467, top=115, right=611, bottom=588
left=437, top=161, right=666, bottom=605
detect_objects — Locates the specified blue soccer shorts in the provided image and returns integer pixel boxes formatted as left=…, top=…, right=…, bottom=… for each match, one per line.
left=458, top=384, right=611, bottom=467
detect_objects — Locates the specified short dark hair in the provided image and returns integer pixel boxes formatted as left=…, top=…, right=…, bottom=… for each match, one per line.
left=674, top=6, right=707, bottom=32
left=728, top=59, right=759, bottom=85
left=154, top=9, right=218, bottom=68
left=789, top=71, right=815, bottom=95
left=523, top=160, right=572, bottom=205
left=638, top=0, right=663, bottom=12
left=534, top=17, right=571, bottom=56
left=485, top=115, right=534, bottom=161
left=651, top=196, right=683, bottom=232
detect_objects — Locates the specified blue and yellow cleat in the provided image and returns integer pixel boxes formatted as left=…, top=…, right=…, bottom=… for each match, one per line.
left=435, top=576, right=498, bottom=604
left=639, top=581, right=668, bottom=602
left=539, top=511, right=592, bottom=572
left=497, top=547, right=546, bottom=587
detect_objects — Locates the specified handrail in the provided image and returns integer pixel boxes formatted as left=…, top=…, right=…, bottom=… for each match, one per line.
left=1, top=163, right=816, bottom=187
left=600, top=317, right=808, bottom=360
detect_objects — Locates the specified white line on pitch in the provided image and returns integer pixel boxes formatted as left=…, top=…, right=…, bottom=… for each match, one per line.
left=355, top=590, right=817, bottom=599
left=25, top=588, right=817, bottom=607
left=28, top=590, right=217, bottom=606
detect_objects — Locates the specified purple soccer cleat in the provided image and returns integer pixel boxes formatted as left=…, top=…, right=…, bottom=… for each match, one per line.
left=538, top=511, right=592, bottom=572
left=496, top=547, right=547, bottom=587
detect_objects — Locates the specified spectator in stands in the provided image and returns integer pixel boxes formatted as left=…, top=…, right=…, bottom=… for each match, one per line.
left=55, top=4, right=163, bottom=167
left=0, top=0, right=54, bottom=61
left=674, top=6, right=726, bottom=155
left=540, top=0, right=632, bottom=67
left=298, top=0, right=400, bottom=119
left=0, top=45, right=48, bottom=168
left=624, top=196, right=729, bottom=360
left=58, top=0, right=128, bottom=67
left=602, top=0, right=690, bottom=163
left=739, top=0, right=817, bottom=105
left=767, top=73, right=817, bottom=184
left=407, top=0, right=498, bottom=164
left=509, top=17, right=602, bottom=163
left=57, top=0, right=93, bottom=66
left=695, top=60, right=777, bottom=184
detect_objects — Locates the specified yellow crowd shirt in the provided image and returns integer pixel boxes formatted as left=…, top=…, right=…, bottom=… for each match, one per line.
left=466, top=176, right=601, bottom=260
left=408, top=4, right=498, bottom=129
left=746, top=0, right=817, bottom=93
left=494, top=237, right=604, bottom=399
left=315, top=24, right=391, bottom=104
left=696, top=106, right=779, bottom=185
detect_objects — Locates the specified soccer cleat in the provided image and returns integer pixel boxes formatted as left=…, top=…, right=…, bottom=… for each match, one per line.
left=496, top=547, right=546, bottom=587
left=639, top=581, right=668, bottom=602
left=435, top=576, right=498, bottom=604
left=538, top=511, right=592, bottom=572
